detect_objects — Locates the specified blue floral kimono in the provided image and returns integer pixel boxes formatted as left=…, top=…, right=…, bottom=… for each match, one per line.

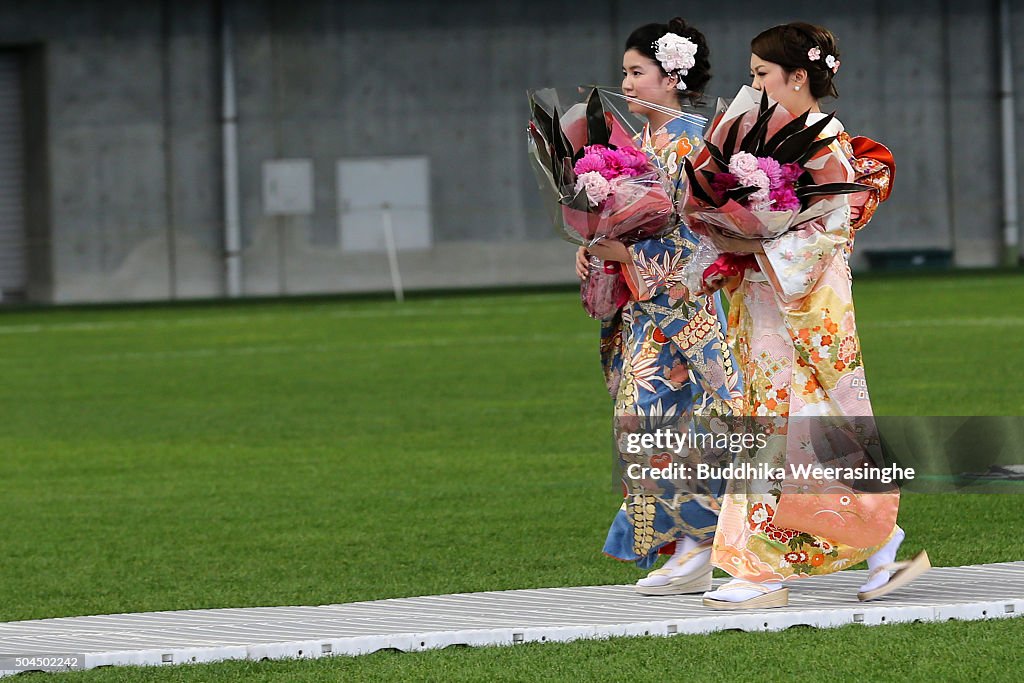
left=601, top=114, right=745, bottom=568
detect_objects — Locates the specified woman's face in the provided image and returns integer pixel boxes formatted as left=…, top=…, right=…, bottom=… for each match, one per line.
left=749, top=54, right=789, bottom=100
left=750, top=53, right=807, bottom=113
left=622, top=48, right=676, bottom=117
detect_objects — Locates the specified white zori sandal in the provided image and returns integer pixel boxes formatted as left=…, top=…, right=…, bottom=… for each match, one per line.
left=634, top=544, right=713, bottom=596
left=857, top=550, right=931, bottom=601
left=702, top=580, right=789, bottom=609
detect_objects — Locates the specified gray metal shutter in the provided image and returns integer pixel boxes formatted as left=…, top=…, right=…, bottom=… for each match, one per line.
left=0, top=54, right=25, bottom=298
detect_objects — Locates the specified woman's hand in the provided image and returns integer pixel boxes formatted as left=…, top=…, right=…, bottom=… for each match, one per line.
left=586, top=238, right=631, bottom=264
left=575, top=246, right=590, bottom=280
left=708, top=230, right=764, bottom=254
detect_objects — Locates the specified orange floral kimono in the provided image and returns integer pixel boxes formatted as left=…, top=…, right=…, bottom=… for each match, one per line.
left=709, top=113, right=899, bottom=582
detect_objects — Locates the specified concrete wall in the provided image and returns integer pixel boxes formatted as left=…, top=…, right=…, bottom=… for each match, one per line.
left=0, top=0, right=1017, bottom=303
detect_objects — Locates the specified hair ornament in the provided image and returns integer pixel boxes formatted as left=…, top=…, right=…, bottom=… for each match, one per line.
left=652, top=33, right=698, bottom=91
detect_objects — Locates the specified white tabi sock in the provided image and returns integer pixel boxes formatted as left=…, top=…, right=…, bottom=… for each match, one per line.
left=859, top=525, right=905, bottom=593
left=636, top=536, right=711, bottom=587
left=702, top=577, right=784, bottom=602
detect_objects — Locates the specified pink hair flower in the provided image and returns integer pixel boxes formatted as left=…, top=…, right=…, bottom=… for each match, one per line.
left=807, top=47, right=821, bottom=61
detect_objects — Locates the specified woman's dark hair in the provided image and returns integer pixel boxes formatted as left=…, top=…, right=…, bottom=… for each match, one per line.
left=751, top=22, right=840, bottom=99
left=625, top=17, right=711, bottom=104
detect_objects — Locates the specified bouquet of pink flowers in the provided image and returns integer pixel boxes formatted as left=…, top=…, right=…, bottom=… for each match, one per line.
left=681, top=86, right=871, bottom=290
left=527, top=88, right=675, bottom=318
left=708, top=152, right=803, bottom=214
left=683, top=86, right=870, bottom=240
left=527, top=88, right=674, bottom=247
left=573, top=144, right=649, bottom=207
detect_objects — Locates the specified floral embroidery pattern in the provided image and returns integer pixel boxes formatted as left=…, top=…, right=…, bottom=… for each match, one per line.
left=710, top=112, right=895, bottom=581
left=633, top=249, right=686, bottom=293
left=601, top=115, right=744, bottom=569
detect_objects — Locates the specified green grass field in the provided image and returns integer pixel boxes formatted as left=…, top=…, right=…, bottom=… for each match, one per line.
left=1, top=271, right=1022, bottom=681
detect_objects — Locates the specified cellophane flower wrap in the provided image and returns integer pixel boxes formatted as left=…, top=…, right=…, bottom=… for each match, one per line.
left=527, top=87, right=675, bottom=319
left=681, top=86, right=871, bottom=291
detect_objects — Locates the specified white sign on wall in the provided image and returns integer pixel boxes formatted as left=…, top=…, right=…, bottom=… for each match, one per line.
left=262, top=159, right=314, bottom=215
left=336, top=156, right=432, bottom=252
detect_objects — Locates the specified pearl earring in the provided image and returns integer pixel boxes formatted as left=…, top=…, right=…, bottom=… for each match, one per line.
left=794, top=85, right=802, bottom=91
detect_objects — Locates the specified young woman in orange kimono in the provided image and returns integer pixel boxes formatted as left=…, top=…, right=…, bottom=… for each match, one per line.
left=697, top=22, right=929, bottom=609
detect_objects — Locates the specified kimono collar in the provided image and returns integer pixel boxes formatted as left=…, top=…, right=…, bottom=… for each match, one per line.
left=641, top=111, right=705, bottom=149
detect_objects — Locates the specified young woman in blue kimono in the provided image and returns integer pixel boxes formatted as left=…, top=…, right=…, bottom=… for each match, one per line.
left=575, top=18, right=744, bottom=595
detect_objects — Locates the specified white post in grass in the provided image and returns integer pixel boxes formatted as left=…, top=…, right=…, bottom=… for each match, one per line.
left=220, top=0, right=242, bottom=297
left=381, top=202, right=404, bottom=303
left=999, top=0, right=1020, bottom=266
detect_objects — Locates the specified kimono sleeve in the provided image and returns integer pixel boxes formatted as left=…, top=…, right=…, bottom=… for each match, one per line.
left=619, top=230, right=693, bottom=302
left=756, top=126, right=856, bottom=305
left=626, top=233, right=739, bottom=404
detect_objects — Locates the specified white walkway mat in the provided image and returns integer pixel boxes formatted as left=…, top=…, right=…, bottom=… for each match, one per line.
left=1, top=561, right=1021, bottom=676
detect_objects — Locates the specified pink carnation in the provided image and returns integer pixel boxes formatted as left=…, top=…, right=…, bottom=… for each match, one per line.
left=710, top=172, right=739, bottom=197
left=748, top=188, right=771, bottom=212
left=574, top=150, right=609, bottom=177
left=578, top=146, right=622, bottom=180
left=769, top=186, right=801, bottom=212
left=613, top=145, right=648, bottom=171
left=575, top=171, right=613, bottom=207
left=757, top=156, right=782, bottom=189
left=780, top=162, right=803, bottom=185
left=728, top=151, right=760, bottom=182
left=746, top=169, right=771, bottom=192
left=614, top=166, right=641, bottom=178
left=575, top=144, right=649, bottom=181
left=609, top=150, right=643, bottom=177
left=604, top=146, right=648, bottom=178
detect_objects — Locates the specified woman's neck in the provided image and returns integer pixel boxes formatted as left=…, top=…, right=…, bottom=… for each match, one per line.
left=782, top=92, right=822, bottom=116
left=645, top=106, right=680, bottom=135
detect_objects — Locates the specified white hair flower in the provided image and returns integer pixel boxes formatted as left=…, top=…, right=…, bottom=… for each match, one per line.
left=653, top=33, right=698, bottom=91
left=825, top=54, right=840, bottom=73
